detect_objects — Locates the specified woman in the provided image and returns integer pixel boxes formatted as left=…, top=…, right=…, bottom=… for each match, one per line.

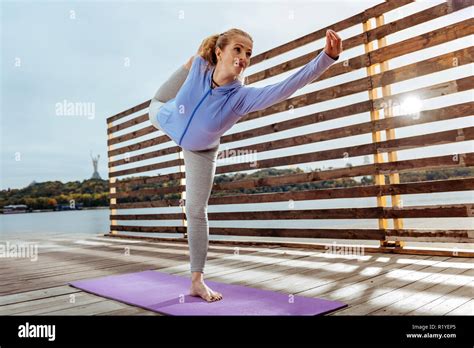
left=149, top=28, right=342, bottom=302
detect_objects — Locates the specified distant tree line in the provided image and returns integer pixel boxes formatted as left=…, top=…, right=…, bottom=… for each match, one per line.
left=0, top=179, right=109, bottom=210
left=1, top=167, right=472, bottom=209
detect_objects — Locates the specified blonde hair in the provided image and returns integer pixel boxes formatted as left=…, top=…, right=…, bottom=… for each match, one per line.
left=198, top=28, right=253, bottom=81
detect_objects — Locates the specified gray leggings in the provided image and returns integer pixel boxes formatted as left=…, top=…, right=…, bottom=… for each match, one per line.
left=183, top=145, right=219, bottom=273
left=151, top=64, right=218, bottom=273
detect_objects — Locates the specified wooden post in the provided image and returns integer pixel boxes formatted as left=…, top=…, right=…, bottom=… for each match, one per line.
left=363, top=18, right=391, bottom=246
left=107, top=121, right=117, bottom=235
left=376, top=14, right=405, bottom=248
left=178, top=150, right=187, bottom=238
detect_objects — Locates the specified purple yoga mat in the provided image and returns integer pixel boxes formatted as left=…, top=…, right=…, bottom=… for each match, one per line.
left=69, top=270, right=347, bottom=315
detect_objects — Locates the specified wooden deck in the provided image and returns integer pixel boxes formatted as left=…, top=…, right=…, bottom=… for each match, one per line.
left=0, top=234, right=472, bottom=316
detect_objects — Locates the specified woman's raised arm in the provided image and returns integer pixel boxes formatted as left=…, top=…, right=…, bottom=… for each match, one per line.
left=231, top=30, right=342, bottom=116
left=231, top=49, right=337, bottom=116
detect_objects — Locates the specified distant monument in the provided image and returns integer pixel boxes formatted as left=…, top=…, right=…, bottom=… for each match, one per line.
left=90, top=151, right=102, bottom=180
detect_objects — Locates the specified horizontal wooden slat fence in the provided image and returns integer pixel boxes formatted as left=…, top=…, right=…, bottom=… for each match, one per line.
left=105, top=0, right=474, bottom=256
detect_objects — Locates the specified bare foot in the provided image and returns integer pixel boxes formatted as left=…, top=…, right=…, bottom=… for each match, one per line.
left=190, top=280, right=223, bottom=302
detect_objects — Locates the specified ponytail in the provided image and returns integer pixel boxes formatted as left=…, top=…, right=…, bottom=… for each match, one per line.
left=198, top=34, right=220, bottom=67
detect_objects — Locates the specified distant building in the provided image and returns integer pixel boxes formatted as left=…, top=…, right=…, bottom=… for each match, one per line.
left=3, top=204, right=31, bottom=214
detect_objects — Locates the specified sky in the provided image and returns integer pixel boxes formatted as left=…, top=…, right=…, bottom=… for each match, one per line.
left=0, top=0, right=472, bottom=190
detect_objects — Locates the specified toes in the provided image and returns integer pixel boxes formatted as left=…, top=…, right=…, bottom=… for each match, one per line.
left=211, top=293, right=223, bottom=301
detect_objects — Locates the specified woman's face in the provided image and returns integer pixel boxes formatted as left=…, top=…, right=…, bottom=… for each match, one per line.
left=216, top=35, right=253, bottom=78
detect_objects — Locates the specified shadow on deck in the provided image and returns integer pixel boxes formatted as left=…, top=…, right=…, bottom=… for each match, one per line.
left=0, top=234, right=472, bottom=316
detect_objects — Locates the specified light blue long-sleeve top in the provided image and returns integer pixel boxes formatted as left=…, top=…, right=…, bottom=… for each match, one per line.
left=154, top=49, right=338, bottom=151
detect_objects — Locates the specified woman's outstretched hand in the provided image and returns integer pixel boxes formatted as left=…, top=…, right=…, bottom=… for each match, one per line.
left=324, top=29, right=342, bottom=60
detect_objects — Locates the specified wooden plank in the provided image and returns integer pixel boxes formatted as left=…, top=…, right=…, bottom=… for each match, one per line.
left=209, top=178, right=474, bottom=205
left=110, top=185, right=184, bottom=199
left=108, top=226, right=384, bottom=240
left=2, top=292, right=104, bottom=315
left=109, top=171, right=184, bottom=189
left=369, top=270, right=474, bottom=315
left=97, top=306, right=160, bottom=316
left=107, top=112, right=149, bottom=134
left=112, top=213, right=185, bottom=220
left=446, top=299, right=474, bottom=315
left=299, top=256, right=451, bottom=302
left=111, top=225, right=187, bottom=233
left=109, top=158, right=184, bottom=178
left=107, top=100, right=150, bottom=123
left=0, top=286, right=81, bottom=307
left=331, top=257, right=472, bottom=315
left=107, top=134, right=177, bottom=157
left=112, top=204, right=473, bottom=221
left=238, top=254, right=431, bottom=294
left=42, top=298, right=132, bottom=316
left=107, top=124, right=161, bottom=146
left=405, top=280, right=474, bottom=315
left=167, top=247, right=313, bottom=277
left=211, top=228, right=386, bottom=240
left=110, top=198, right=181, bottom=209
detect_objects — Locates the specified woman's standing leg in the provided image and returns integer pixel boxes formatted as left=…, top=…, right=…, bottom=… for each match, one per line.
left=182, top=144, right=223, bottom=302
